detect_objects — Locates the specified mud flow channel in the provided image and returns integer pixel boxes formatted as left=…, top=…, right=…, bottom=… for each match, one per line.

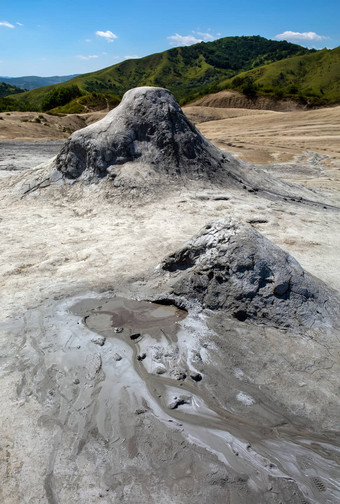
left=70, top=296, right=340, bottom=504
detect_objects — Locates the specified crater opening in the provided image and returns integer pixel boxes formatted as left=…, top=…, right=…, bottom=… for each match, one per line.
left=233, top=310, right=248, bottom=322
left=152, top=298, right=188, bottom=311
left=73, top=296, right=187, bottom=341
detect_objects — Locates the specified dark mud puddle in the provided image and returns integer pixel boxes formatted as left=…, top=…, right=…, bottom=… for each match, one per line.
left=72, top=296, right=187, bottom=339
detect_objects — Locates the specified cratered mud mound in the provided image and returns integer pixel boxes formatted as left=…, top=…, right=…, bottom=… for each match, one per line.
left=55, top=86, right=232, bottom=182
left=19, top=86, right=339, bottom=210
left=160, top=219, right=338, bottom=330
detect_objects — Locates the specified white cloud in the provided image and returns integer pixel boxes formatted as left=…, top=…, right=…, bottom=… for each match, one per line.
left=96, top=30, right=118, bottom=42
left=168, top=30, right=218, bottom=46
left=0, top=21, right=15, bottom=28
left=16, top=22, right=23, bottom=26
left=77, top=54, right=99, bottom=60
left=85, top=38, right=92, bottom=43
left=195, top=31, right=215, bottom=41
left=124, top=55, right=140, bottom=59
left=274, top=30, right=328, bottom=42
left=168, top=34, right=201, bottom=46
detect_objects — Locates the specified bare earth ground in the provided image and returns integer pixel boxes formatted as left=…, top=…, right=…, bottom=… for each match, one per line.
left=2, top=104, right=340, bottom=190
left=0, top=103, right=340, bottom=503
left=0, top=110, right=105, bottom=141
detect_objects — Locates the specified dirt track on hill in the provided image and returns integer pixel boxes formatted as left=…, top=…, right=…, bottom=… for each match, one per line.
left=190, top=89, right=302, bottom=111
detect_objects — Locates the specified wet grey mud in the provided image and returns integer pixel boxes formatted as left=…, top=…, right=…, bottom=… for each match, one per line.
left=4, top=282, right=340, bottom=503
left=77, top=297, right=187, bottom=335
left=2, top=235, right=340, bottom=504
left=68, top=295, right=340, bottom=504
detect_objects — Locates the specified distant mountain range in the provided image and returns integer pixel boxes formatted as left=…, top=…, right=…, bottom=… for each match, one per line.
left=0, top=74, right=79, bottom=91
left=1, top=36, right=339, bottom=113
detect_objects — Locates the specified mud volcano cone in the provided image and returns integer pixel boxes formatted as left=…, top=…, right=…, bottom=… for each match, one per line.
left=159, top=219, right=339, bottom=331
left=55, top=86, right=233, bottom=182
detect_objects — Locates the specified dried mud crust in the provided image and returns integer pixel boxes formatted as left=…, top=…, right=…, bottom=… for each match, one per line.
left=4, top=87, right=336, bottom=216
left=0, top=140, right=64, bottom=174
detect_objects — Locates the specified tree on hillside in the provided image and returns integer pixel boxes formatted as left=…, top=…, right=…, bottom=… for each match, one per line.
left=41, top=85, right=82, bottom=111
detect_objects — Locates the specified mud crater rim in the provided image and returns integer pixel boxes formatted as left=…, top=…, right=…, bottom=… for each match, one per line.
left=76, top=296, right=188, bottom=338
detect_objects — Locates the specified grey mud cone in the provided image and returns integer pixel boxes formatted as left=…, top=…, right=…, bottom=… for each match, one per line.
left=159, top=218, right=339, bottom=331
left=55, top=86, right=234, bottom=182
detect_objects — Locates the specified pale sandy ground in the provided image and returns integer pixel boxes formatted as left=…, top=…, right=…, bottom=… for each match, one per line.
left=2, top=104, right=340, bottom=190
left=0, top=110, right=105, bottom=141
left=184, top=104, right=340, bottom=174
left=0, top=101, right=340, bottom=503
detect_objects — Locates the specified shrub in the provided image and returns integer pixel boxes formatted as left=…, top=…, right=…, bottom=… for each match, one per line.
left=288, top=84, right=299, bottom=94
left=231, top=76, right=258, bottom=97
left=41, top=85, right=82, bottom=111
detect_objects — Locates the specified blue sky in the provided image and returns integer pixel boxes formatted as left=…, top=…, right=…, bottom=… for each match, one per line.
left=1, top=0, right=339, bottom=77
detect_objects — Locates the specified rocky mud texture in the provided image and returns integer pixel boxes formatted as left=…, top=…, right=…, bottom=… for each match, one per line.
left=159, top=218, right=339, bottom=330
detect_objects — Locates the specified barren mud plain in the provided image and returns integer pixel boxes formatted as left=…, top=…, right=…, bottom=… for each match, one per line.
left=0, top=87, right=340, bottom=503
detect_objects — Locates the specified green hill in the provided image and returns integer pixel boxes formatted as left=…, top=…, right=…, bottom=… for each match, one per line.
left=0, top=82, right=26, bottom=97
left=0, top=83, right=28, bottom=112
left=10, top=36, right=311, bottom=112
left=217, top=46, right=340, bottom=106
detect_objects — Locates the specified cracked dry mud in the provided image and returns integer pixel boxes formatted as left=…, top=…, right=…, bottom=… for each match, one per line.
left=1, top=87, right=340, bottom=504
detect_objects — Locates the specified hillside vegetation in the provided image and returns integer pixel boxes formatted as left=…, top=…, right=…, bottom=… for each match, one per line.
left=9, top=36, right=311, bottom=112
left=0, top=81, right=30, bottom=111
left=0, top=82, right=26, bottom=98
left=49, top=92, right=121, bottom=114
left=218, top=47, right=340, bottom=106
